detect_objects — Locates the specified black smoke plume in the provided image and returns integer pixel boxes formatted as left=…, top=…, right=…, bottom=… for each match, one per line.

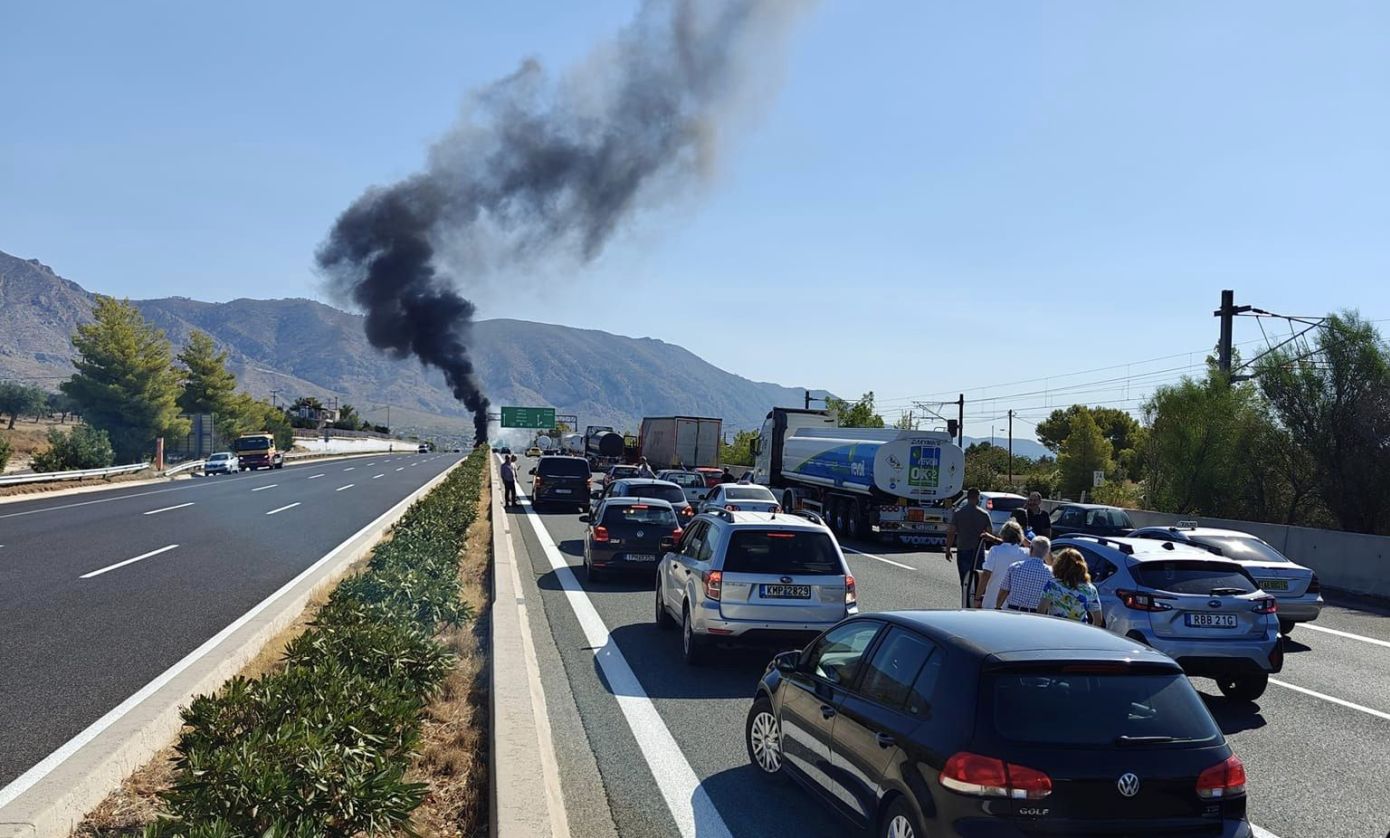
left=317, top=0, right=808, bottom=444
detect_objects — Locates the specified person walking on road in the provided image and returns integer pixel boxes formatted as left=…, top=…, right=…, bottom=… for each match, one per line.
left=945, top=488, right=1001, bottom=590
left=1037, top=547, right=1105, bottom=627
left=720, top=468, right=736, bottom=484
left=636, top=457, right=656, bottom=479
left=996, top=536, right=1054, bottom=612
left=500, top=454, right=518, bottom=507
left=977, top=520, right=1029, bottom=609
left=1011, top=492, right=1052, bottom=539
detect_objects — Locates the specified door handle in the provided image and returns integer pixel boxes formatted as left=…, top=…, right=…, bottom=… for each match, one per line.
left=820, top=704, right=837, bottom=719
left=875, top=732, right=895, bottom=749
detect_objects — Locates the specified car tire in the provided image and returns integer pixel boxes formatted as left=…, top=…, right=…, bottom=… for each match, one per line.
left=846, top=500, right=862, bottom=539
left=1216, top=671, right=1269, bottom=702
left=681, top=605, right=705, bottom=666
left=1279, top=619, right=1296, bottom=636
left=745, top=698, right=784, bottom=776
left=655, top=579, right=676, bottom=629
left=586, top=558, right=604, bottom=584
left=880, top=796, right=923, bottom=838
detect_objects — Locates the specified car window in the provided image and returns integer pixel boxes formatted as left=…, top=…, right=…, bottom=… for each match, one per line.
left=722, top=530, right=841, bottom=575
left=1073, top=546, right=1118, bottom=583
left=1197, top=535, right=1290, bottom=563
left=990, top=671, right=1221, bottom=747
left=538, top=458, right=590, bottom=478
left=858, top=629, right=938, bottom=711
left=627, top=484, right=686, bottom=504
left=662, top=473, right=704, bottom=488
left=724, top=486, right=776, bottom=501
left=808, top=621, right=882, bottom=686
left=602, top=504, right=678, bottom=526
left=1053, top=507, right=1083, bottom=525
left=987, top=496, right=1027, bottom=512
left=679, top=522, right=707, bottom=558
left=695, top=529, right=717, bottom=562
left=1087, top=508, right=1132, bottom=529
left=906, top=650, right=946, bottom=718
left=1131, top=561, right=1257, bottom=595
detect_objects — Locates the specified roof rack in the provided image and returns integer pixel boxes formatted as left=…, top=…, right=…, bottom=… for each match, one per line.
left=1058, top=533, right=1134, bottom=555
left=787, top=509, right=825, bottom=527
left=708, top=508, right=737, bottom=523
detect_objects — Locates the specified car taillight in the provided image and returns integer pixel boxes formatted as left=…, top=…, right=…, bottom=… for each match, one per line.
left=533, top=476, right=543, bottom=489
left=940, top=752, right=1052, bottom=800
left=1252, top=597, right=1278, bottom=614
left=1118, top=590, right=1174, bottom=612
left=1195, top=755, right=1246, bottom=799
left=1308, top=574, right=1320, bottom=594
left=593, top=526, right=609, bottom=543
left=702, top=569, right=722, bottom=601
left=682, top=507, right=694, bottom=516
left=845, top=574, right=857, bottom=607
left=672, top=526, right=684, bottom=540
left=725, top=504, right=740, bottom=512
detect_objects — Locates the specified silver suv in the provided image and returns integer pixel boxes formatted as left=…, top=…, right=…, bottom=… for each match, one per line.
left=1054, top=535, right=1282, bottom=701
left=655, top=510, right=858, bottom=665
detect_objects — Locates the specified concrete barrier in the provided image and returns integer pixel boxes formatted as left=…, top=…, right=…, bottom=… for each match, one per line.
left=292, top=436, right=413, bottom=455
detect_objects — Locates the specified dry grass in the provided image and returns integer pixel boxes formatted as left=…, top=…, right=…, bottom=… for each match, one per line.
left=0, top=417, right=71, bottom=472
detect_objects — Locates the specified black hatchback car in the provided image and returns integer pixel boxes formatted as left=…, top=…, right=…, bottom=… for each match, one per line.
left=583, top=497, right=682, bottom=581
left=746, top=610, right=1250, bottom=838
left=1049, top=503, right=1135, bottom=538
left=529, top=455, right=591, bottom=511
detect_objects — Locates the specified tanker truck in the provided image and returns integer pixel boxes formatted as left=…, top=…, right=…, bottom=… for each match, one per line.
left=584, top=425, right=626, bottom=470
left=560, top=433, right=585, bottom=456
left=751, top=407, right=965, bottom=545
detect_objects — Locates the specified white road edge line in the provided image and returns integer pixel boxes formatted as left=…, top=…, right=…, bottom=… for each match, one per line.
left=265, top=502, right=301, bottom=516
left=1269, top=678, right=1390, bottom=722
left=308, top=473, right=325, bottom=480
left=515, top=488, right=733, bottom=838
left=80, top=544, right=179, bottom=579
left=1252, top=825, right=1283, bottom=838
left=251, top=484, right=277, bottom=492
left=1300, top=622, right=1390, bottom=650
left=841, top=546, right=915, bottom=570
left=336, top=484, right=355, bottom=492
left=0, top=462, right=459, bottom=809
left=142, top=502, right=194, bottom=516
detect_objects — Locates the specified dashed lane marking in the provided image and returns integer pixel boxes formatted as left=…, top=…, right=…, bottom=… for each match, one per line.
left=265, top=502, right=300, bottom=516
left=142, top=502, right=194, bottom=516
left=251, top=484, right=277, bottom=492
left=80, top=544, right=178, bottom=579
left=336, top=484, right=355, bottom=492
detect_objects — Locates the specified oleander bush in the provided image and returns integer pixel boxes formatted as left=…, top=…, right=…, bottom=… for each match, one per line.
left=146, top=447, right=488, bottom=837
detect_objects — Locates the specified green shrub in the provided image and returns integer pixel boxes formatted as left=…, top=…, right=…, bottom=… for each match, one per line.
left=30, top=424, right=115, bottom=472
left=0, top=433, right=11, bottom=472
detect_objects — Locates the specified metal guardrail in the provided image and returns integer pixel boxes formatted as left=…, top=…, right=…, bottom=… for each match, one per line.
left=162, top=459, right=206, bottom=477
left=0, top=462, right=151, bottom=487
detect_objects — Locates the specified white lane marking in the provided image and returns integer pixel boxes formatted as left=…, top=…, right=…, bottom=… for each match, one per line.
left=142, top=502, right=194, bottom=516
left=80, top=544, right=179, bottom=579
left=515, top=490, right=733, bottom=838
left=1270, top=679, right=1390, bottom=722
left=0, top=461, right=460, bottom=810
left=1252, top=826, right=1283, bottom=838
left=336, top=484, right=355, bottom=492
left=251, top=484, right=277, bottom=492
left=343, top=467, right=355, bottom=472
left=365, top=462, right=376, bottom=466
left=396, top=467, right=405, bottom=472
left=1300, top=623, right=1390, bottom=650
left=265, top=502, right=301, bottom=516
left=841, top=546, right=915, bottom=570
left=372, top=474, right=384, bottom=480
left=308, top=473, right=325, bottom=480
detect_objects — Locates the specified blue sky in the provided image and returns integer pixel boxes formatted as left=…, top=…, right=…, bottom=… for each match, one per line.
left=4, top=1, right=1387, bottom=438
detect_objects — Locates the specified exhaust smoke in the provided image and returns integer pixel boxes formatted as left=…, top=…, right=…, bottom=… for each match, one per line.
left=316, top=0, right=809, bottom=444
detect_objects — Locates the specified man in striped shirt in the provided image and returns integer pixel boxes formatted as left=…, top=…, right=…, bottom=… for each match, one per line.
left=995, top=536, right=1054, bottom=612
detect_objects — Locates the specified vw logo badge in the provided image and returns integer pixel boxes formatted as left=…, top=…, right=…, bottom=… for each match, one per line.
left=780, top=576, right=793, bottom=584
left=635, top=530, right=645, bottom=538
left=1116, top=772, right=1141, bottom=797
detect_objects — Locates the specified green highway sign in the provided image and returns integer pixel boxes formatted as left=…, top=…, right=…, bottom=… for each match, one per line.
left=500, top=406, right=556, bottom=429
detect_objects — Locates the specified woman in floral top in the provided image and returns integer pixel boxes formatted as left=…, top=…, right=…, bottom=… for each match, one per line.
left=1036, top=548, right=1105, bottom=627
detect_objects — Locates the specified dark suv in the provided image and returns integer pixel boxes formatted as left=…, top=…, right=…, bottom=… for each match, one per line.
left=1050, top=503, right=1135, bottom=537
left=529, top=455, right=591, bottom=511
left=746, top=610, right=1250, bottom=838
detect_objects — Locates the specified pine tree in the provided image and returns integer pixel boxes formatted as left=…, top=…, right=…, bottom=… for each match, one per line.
left=177, top=331, right=239, bottom=416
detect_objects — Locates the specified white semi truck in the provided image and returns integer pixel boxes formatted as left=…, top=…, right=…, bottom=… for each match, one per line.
left=751, top=407, right=965, bottom=545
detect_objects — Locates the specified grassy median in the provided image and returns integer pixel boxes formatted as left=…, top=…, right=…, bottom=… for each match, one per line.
left=75, top=447, right=492, bottom=837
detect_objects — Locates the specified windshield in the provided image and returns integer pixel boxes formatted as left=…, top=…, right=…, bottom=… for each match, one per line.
left=623, top=484, right=686, bottom=504
left=610, top=467, right=638, bottom=478
left=987, top=496, right=1027, bottom=511
left=722, top=530, right=842, bottom=575
left=990, top=671, right=1221, bottom=747
left=1131, top=561, right=1257, bottom=595
left=209, top=453, right=230, bottom=461
left=538, top=458, right=591, bottom=478
left=234, top=437, right=271, bottom=452
left=724, top=486, right=776, bottom=501
left=1198, top=535, right=1290, bottom=564
left=602, top=504, right=678, bottom=526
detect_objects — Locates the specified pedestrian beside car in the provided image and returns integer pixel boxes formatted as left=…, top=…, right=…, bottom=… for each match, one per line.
left=1011, top=491, right=1053, bottom=538
left=636, top=457, right=656, bottom=479
left=945, top=488, right=1001, bottom=589
left=720, top=468, right=736, bottom=483
left=977, top=520, right=1029, bottom=609
left=1037, top=547, right=1105, bottom=627
left=500, top=454, right=518, bottom=507
left=996, top=535, right=1054, bottom=612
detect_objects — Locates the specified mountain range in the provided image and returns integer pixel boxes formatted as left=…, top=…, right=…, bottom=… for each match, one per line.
left=0, top=249, right=829, bottom=436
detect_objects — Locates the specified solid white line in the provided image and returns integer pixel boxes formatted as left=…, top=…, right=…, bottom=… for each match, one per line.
left=1269, top=678, right=1390, bottom=722
left=336, top=484, right=354, bottom=492
left=251, top=484, right=277, bottom=493
left=1252, top=826, right=1282, bottom=838
left=308, top=473, right=325, bottom=480
left=1300, top=623, right=1390, bottom=650
left=842, top=546, right=915, bottom=570
left=265, top=502, right=301, bottom=516
left=372, top=474, right=384, bottom=480
left=0, top=460, right=461, bottom=810
left=142, top=502, right=194, bottom=516
left=80, top=544, right=179, bottom=579
left=515, top=489, right=733, bottom=838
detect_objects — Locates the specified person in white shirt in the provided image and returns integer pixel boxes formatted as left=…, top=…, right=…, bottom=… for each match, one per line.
left=997, top=536, right=1055, bottom=612
left=977, top=521, right=1029, bottom=609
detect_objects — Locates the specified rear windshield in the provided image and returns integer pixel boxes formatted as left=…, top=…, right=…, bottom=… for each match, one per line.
left=602, top=504, right=678, bottom=526
left=724, top=486, right=776, bottom=501
left=663, top=472, right=705, bottom=488
left=623, top=484, right=686, bottom=504
left=234, top=437, right=271, bottom=451
left=538, top=458, right=591, bottom=478
left=987, top=497, right=1027, bottom=511
left=722, top=530, right=842, bottom=575
left=1197, top=535, right=1290, bottom=564
left=1131, top=561, right=1257, bottom=595
left=1087, top=508, right=1134, bottom=529
left=610, top=467, right=638, bottom=478
left=991, top=671, right=1221, bottom=747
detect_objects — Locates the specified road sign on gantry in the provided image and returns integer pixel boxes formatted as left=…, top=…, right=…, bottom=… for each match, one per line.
left=500, top=406, right=556, bottom=429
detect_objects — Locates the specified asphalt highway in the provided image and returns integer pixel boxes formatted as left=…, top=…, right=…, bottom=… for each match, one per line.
left=507, top=455, right=1390, bottom=838
left=0, top=451, right=463, bottom=790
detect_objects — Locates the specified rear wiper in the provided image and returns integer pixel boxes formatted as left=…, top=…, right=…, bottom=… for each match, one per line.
left=1209, top=587, right=1245, bottom=596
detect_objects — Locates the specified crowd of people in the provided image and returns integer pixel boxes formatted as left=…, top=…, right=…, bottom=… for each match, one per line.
left=944, top=487, right=1104, bottom=627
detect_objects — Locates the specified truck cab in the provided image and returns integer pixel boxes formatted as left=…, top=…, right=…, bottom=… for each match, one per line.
left=234, top=433, right=284, bottom=471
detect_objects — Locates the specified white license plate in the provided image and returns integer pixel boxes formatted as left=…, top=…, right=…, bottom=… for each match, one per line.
left=553, top=488, right=572, bottom=494
left=1185, top=613, right=1238, bottom=628
left=760, top=584, right=811, bottom=599
left=1258, top=579, right=1290, bottom=592
left=624, top=554, right=656, bottom=562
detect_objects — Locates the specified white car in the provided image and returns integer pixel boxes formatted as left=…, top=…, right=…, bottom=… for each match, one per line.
left=656, top=469, right=711, bottom=507
left=951, top=491, right=1028, bottom=532
left=700, top=483, right=779, bottom=514
left=203, top=452, right=239, bottom=475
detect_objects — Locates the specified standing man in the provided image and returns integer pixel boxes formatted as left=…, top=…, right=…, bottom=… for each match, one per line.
left=1011, top=492, right=1052, bottom=539
left=636, top=457, right=656, bottom=479
left=500, top=453, right=517, bottom=507
left=945, top=488, right=1000, bottom=595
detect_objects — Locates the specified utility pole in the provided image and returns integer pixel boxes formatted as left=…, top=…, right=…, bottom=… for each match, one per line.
left=957, top=394, right=965, bottom=448
left=1214, top=289, right=1251, bottom=376
left=269, top=388, right=281, bottom=409
left=1008, top=409, right=1014, bottom=485
left=804, top=389, right=810, bottom=409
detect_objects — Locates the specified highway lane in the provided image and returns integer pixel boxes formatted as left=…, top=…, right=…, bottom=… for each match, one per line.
left=0, top=452, right=459, bottom=790
left=507, top=456, right=1390, bottom=838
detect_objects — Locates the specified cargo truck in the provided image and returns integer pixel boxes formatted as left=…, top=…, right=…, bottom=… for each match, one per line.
left=635, top=416, right=722, bottom=470
left=584, top=425, right=626, bottom=470
left=751, top=407, right=965, bottom=545
left=233, top=432, right=285, bottom=471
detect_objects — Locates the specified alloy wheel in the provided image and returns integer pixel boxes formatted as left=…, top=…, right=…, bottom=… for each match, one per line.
left=748, top=711, right=782, bottom=773
left=886, top=815, right=915, bottom=838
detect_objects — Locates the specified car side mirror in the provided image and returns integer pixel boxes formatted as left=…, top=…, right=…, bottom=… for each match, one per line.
left=579, top=514, right=590, bottom=523
left=528, top=468, right=536, bottom=475
left=773, top=650, right=800, bottom=674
